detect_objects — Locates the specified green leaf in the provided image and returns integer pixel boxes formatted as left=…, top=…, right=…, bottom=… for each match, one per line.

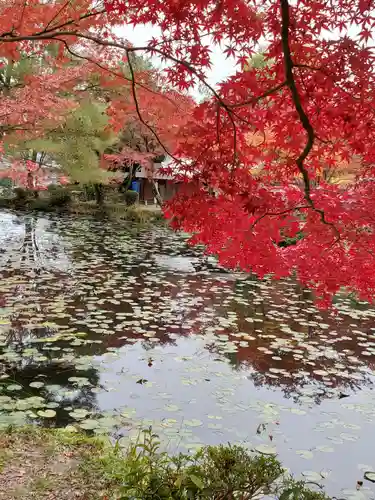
left=189, top=474, right=204, bottom=489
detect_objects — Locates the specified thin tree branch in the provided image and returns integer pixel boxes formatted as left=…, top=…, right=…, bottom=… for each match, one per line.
left=44, top=1, right=72, bottom=32
left=33, top=9, right=106, bottom=37
left=250, top=203, right=309, bottom=230
left=280, top=0, right=340, bottom=239
left=229, top=81, right=287, bottom=108
left=16, top=0, right=28, bottom=31
left=126, top=52, right=179, bottom=164
left=56, top=39, right=179, bottom=107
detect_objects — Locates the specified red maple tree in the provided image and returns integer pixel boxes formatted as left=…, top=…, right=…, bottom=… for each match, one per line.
left=0, top=0, right=374, bottom=304
left=105, top=0, right=375, bottom=305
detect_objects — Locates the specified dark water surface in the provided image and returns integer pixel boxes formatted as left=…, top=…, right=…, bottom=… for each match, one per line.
left=1, top=211, right=375, bottom=499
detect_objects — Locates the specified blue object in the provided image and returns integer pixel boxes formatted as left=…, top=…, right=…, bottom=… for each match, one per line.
left=131, top=180, right=140, bottom=193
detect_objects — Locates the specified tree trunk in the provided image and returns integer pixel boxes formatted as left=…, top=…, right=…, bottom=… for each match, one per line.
left=94, top=183, right=104, bottom=206
left=151, top=179, right=163, bottom=206
left=120, top=165, right=134, bottom=192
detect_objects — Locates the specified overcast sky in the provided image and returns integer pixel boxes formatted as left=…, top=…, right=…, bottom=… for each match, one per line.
left=117, top=21, right=365, bottom=101
left=118, top=24, right=238, bottom=89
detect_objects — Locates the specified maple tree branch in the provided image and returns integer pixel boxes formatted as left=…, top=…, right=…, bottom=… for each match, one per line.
left=44, top=1, right=72, bottom=32
left=280, top=0, right=314, bottom=202
left=229, top=82, right=287, bottom=108
left=215, top=104, right=221, bottom=146
left=0, top=28, right=252, bottom=134
left=0, top=9, right=105, bottom=41
left=126, top=53, right=179, bottom=164
left=56, top=39, right=178, bottom=107
left=16, top=0, right=28, bottom=32
left=280, top=0, right=340, bottom=239
left=0, top=24, right=271, bottom=182
left=250, top=203, right=309, bottom=230
left=33, top=9, right=106, bottom=37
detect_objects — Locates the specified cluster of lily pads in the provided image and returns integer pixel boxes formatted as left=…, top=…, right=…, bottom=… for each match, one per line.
left=0, top=213, right=375, bottom=498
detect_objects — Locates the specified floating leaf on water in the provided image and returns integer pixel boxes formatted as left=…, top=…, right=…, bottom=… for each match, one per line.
left=301, top=471, right=323, bottom=482
left=358, top=464, right=374, bottom=472
left=363, top=471, right=375, bottom=483
left=255, top=444, right=277, bottom=455
left=6, top=384, right=22, bottom=392
left=29, top=381, right=45, bottom=389
left=162, top=419, right=178, bottom=428
left=296, top=450, right=314, bottom=459
left=184, top=419, right=203, bottom=428
left=208, top=423, right=223, bottom=430
left=37, top=410, right=56, bottom=418
left=340, top=433, right=358, bottom=442
left=290, top=408, right=307, bottom=415
left=316, top=445, right=334, bottom=453
left=182, top=443, right=203, bottom=452
left=79, top=419, right=99, bottom=430
left=164, top=404, right=180, bottom=412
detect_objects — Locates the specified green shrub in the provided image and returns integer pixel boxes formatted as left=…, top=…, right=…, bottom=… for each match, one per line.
left=29, top=198, right=54, bottom=212
left=92, top=428, right=330, bottom=500
left=14, top=187, right=29, bottom=200
left=0, top=427, right=330, bottom=500
left=278, top=231, right=304, bottom=248
left=82, top=183, right=97, bottom=201
left=124, top=189, right=139, bottom=206
left=48, top=185, right=71, bottom=207
left=0, top=177, right=13, bottom=189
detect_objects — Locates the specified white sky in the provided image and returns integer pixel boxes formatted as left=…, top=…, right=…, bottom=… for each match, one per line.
left=117, top=24, right=238, bottom=89
left=116, top=21, right=366, bottom=101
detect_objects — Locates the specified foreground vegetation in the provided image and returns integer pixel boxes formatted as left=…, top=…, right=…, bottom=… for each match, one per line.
left=0, top=426, right=330, bottom=499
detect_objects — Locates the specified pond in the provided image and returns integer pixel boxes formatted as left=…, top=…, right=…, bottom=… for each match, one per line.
left=0, top=211, right=375, bottom=499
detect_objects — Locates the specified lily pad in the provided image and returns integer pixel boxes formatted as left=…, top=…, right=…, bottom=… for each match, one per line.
left=185, top=419, right=203, bottom=428
left=302, top=471, right=323, bottom=482
left=364, top=471, right=375, bottom=483
left=37, top=410, right=56, bottom=418
left=79, top=419, right=99, bottom=430
left=29, top=382, right=45, bottom=389
left=255, top=444, right=277, bottom=455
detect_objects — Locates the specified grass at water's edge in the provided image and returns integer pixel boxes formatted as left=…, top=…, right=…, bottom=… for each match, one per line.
left=0, top=198, right=165, bottom=224
left=0, top=426, right=330, bottom=499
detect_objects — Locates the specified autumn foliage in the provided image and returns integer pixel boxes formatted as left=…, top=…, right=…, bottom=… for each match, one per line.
left=1, top=0, right=375, bottom=304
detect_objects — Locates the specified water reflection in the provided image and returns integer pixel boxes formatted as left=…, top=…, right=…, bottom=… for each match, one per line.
left=1, top=212, right=375, bottom=497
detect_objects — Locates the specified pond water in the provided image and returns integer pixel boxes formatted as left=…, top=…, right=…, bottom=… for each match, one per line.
left=1, top=211, right=375, bottom=498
